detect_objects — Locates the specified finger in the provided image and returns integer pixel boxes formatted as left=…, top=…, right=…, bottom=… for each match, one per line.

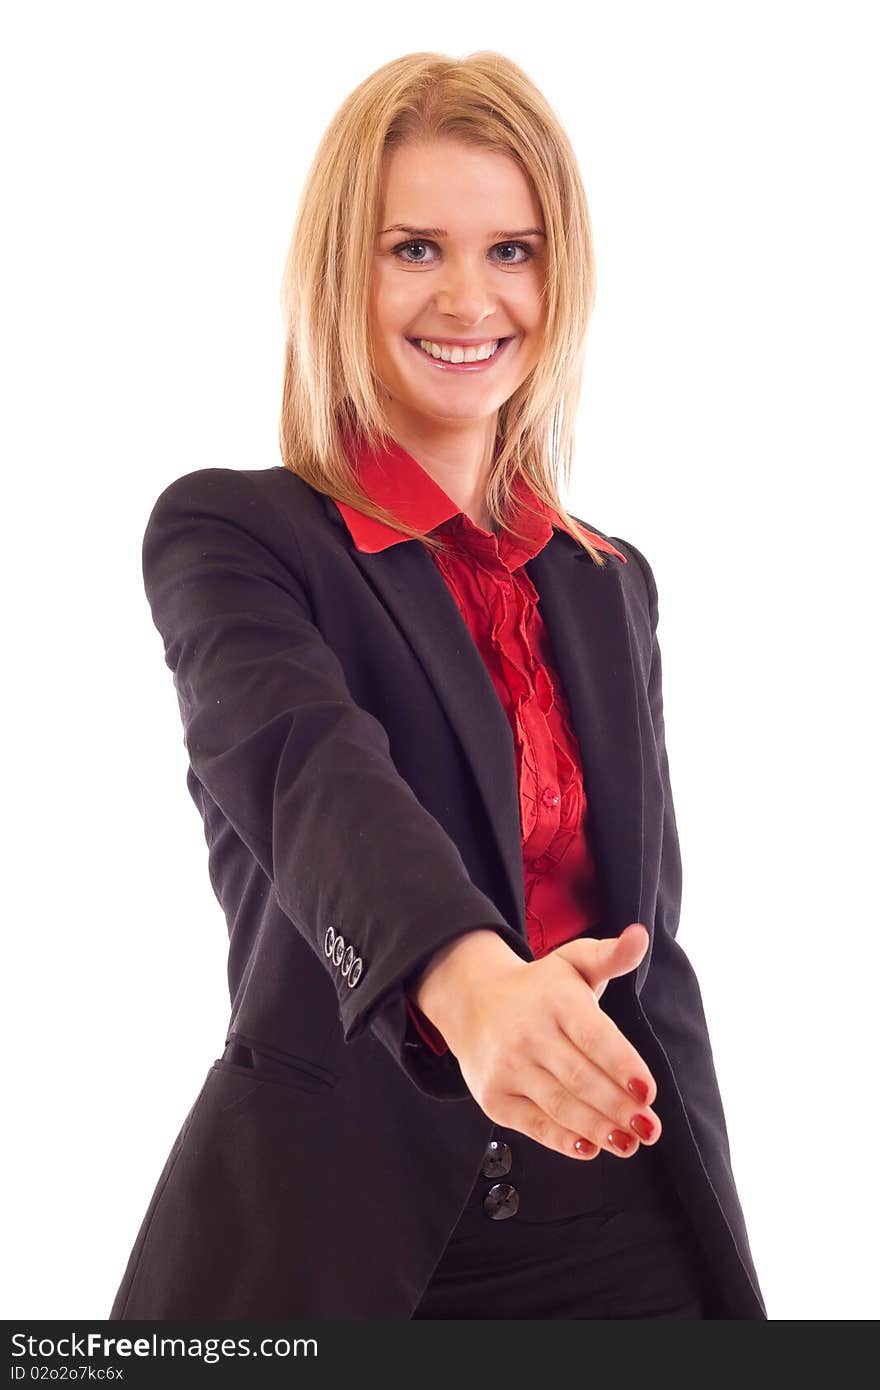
left=556, top=993, right=659, bottom=1113
left=555, top=923, right=650, bottom=994
left=493, top=1094, right=603, bottom=1162
left=511, top=1060, right=640, bottom=1158
left=522, top=1045, right=662, bottom=1157
left=542, top=1027, right=661, bottom=1138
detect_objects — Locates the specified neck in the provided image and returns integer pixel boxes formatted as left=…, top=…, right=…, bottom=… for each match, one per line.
left=382, top=405, right=498, bottom=532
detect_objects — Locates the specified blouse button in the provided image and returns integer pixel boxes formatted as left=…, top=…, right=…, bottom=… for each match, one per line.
left=541, top=786, right=560, bottom=807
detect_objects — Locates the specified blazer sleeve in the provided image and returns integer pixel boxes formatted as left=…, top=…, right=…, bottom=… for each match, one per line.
left=141, top=467, right=532, bottom=1101
left=405, top=995, right=449, bottom=1055
left=619, top=539, right=732, bottom=1143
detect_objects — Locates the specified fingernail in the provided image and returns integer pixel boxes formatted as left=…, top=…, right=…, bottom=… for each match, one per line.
left=574, top=1137, right=598, bottom=1156
left=630, top=1114, right=655, bottom=1141
left=608, top=1128, right=635, bottom=1153
left=627, top=1078, right=650, bottom=1104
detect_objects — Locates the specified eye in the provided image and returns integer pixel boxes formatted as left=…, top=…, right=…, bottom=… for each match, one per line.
left=493, top=242, right=534, bottom=265
left=391, top=239, right=535, bottom=266
left=392, top=239, right=437, bottom=264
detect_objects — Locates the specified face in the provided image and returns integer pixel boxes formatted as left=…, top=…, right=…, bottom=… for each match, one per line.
left=368, top=138, right=547, bottom=436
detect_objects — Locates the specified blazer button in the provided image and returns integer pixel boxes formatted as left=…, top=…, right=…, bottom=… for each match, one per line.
left=348, top=957, right=363, bottom=987
left=323, top=926, right=335, bottom=958
left=481, top=1140, right=512, bottom=1178
left=332, top=935, right=346, bottom=967
left=483, top=1182, right=519, bottom=1220
left=341, top=944, right=354, bottom=976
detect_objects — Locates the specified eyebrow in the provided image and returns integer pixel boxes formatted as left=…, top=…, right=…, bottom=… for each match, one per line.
left=380, top=224, right=546, bottom=239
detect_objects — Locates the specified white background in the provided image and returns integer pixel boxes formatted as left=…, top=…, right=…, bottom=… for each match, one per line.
left=2, top=0, right=877, bottom=1322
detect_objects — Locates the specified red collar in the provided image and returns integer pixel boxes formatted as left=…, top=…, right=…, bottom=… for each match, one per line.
left=332, top=430, right=627, bottom=566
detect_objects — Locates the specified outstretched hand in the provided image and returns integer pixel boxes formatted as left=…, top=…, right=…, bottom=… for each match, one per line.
left=414, top=923, right=660, bottom=1162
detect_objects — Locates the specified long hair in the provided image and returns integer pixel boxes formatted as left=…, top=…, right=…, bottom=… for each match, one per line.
left=279, top=50, right=609, bottom=563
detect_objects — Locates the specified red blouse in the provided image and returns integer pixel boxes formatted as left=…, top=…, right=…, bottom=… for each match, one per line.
left=332, top=431, right=627, bottom=1055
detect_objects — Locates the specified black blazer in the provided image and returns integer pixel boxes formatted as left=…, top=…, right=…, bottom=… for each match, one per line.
left=108, top=465, right=767, bottom=1320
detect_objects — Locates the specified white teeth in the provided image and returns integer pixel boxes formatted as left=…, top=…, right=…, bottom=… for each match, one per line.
left=416, top=338, right=500, bottom=363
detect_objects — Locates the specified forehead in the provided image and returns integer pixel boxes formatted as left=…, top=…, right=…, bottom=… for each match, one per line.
left=379, top=139, right=542, bottom=223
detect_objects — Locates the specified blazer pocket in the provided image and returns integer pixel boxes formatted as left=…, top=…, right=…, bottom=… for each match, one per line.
left=213, top=1036, right=339, bottom=1095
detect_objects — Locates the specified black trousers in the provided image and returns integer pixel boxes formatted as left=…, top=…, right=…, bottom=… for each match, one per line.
left=412, top=1122, right=715, bottom=1319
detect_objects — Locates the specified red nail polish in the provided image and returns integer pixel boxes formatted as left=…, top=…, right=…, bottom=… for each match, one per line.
left=609, top=1128, right=635, bottom=1153
left=574, top=1137, right=597, bottom=1155
left=631, top=1114, right=655, bottom=1141
left=627, top=1078, right=650, bottom=1104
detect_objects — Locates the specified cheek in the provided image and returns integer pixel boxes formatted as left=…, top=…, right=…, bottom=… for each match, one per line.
left=511, top=296, right=544, bottom=348
left=370, top=265, right=416, bottom=330
left=520, top=276, right=546, bottom=333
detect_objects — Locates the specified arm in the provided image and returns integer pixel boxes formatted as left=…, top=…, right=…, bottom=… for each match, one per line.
left=143, top=467, right=532, bottom=1100
left=620, top=539, right=684, bottom=945
left=619, top=540, right=732, bottom=1142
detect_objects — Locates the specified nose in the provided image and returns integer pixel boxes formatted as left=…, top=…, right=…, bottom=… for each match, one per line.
left=433, top=256, right=497, bottom=328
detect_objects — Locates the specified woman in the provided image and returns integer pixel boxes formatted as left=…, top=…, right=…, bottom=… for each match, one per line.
left=109, top=51, right=766, bottom=1320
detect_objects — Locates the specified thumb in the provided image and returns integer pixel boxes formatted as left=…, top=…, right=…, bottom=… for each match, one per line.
left=555, top=922, right=650, bottom=1000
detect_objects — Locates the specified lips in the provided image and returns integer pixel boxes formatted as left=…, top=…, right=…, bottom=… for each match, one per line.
left=404, top=335, right=515, bottom=372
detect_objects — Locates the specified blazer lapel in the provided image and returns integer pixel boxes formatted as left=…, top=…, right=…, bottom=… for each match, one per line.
left=348, top=538, right=528, bottom=935
left=526, top=538, right=647, bottom=944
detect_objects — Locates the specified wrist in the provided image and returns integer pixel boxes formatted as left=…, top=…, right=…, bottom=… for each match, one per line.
left=409, top=927, right=526, bottom=1043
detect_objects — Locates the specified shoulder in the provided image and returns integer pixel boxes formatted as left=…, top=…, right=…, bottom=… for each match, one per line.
left=144, top=466, right=339, bottom=557
left=142, top=467, right=359, bottom=618
left=147, top=465, right=322, bottom=522
left=568, top=512, right=658, bottom=631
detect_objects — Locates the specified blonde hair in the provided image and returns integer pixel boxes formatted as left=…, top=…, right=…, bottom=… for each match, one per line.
left=279, top=50, right=609, bottom=564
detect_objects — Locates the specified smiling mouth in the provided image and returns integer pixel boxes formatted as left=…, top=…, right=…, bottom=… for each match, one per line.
left=405, top=336, right=514, bottom=371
